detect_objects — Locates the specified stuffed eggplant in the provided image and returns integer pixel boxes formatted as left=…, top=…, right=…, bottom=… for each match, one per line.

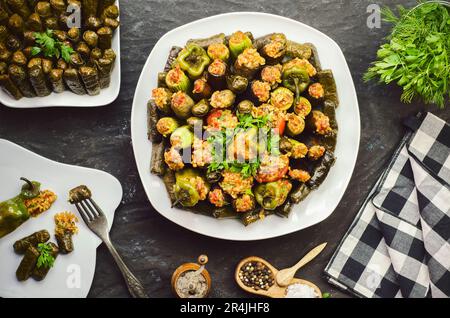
left=148, top=31, right=339, bottom=226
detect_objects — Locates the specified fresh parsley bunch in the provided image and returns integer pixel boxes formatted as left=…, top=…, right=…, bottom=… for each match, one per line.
left=32, top=29, right=75, bottom=63
left=364, top=2, right=449, bottom=108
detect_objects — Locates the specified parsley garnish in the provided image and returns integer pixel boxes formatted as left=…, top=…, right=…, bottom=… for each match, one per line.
left=36, top=243, right=55, bottom=269
left=206, top=112, right=278, bottom=178
left=364, top=3, right=450, bottom=108
left=32, top=29, right=75, bottom=63
left=237, top=112, right=270, bottom=129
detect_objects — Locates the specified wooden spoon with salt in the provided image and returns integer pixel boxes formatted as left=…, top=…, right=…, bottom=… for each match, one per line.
left=276, top=242, right=327, bottom=287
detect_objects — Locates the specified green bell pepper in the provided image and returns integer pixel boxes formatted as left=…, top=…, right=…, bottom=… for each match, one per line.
left=282, top=66, right=310, bottom=103
left=173, top=169, right=210, bottom=207
left=254, top=180, right=292, bottom=211
left=20, top=177, right=41, bottom=199
left=0, top=178, right=40, bottom=239
left=176, top=43, right=211, bottom=78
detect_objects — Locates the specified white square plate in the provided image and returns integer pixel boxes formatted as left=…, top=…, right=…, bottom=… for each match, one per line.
left=0, top=1, right=121, bottom=108
left=131, top=12, right=360, bottom=241
left=0, top=139, right=122, bottom=297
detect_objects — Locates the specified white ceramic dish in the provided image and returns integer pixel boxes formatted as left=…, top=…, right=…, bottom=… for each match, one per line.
left=131, top=12, right=360, bottom=241
left=0, top=139, right=122, bottom=298
left=0, top=1, right=121, bottom=108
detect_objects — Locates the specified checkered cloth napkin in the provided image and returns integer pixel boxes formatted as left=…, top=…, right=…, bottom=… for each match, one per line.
left=324, top=112, right=450, bottom=298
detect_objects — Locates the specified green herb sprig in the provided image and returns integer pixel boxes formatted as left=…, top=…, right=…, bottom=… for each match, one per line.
left=236, top=112, right=270, bottom=129
left=207, top=112, right=279, bottom=178
left=364, top=2, right=450, bottom=108
left=32, top=29, right=75, bottom=63
left=36, top=243, right=55, bottom=269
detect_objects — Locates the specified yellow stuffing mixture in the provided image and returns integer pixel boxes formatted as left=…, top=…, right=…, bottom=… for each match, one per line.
left=54, top=211, right=79, bottom=236
left=24, top=190, right=57, bottom=217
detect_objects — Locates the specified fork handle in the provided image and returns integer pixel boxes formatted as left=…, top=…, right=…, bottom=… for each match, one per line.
left=103, top=238, right=149, bottom=298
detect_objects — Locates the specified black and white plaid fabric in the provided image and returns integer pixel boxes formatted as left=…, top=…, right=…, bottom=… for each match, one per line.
left=324, top=112, right=450, bottom=298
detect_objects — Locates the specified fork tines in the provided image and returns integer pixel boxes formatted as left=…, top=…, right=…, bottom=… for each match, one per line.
left=74, top=198, right=105, bottom=223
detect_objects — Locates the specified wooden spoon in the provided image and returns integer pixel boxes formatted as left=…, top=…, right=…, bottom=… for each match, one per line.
left=276, top=242, right=327, bottom=287
left=235, top=256, right=322, bottom=298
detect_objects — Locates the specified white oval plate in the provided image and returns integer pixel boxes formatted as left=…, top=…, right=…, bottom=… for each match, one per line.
left=131, top=12, right=360, bottom=241
left=0, top=139, right=122, bottom=298
left=0, top=1, right=121, bottom=108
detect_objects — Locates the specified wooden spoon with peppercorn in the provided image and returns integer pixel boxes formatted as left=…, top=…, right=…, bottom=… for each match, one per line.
left=235, top=256, right=322, bottom=298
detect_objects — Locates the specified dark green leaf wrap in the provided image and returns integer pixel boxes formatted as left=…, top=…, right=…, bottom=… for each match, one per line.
left=0, top=25, right=8, bottom=42
left=164, top=46, right=182, bottom=72
left=147, top=99, right=162, bottom=143
left=8, top=13, right=25, bottom=34
left=187, top=33, right=226, bottom=49
left=79, top=65, right=100, bottom=95
left=6, top=0, right=31, bottom=19
left=13, top=230, right=51, bottom=254
left=16, top=246, right=39, bottom=281
left=76, top=41, right=91, bottom=58
left=95, top=57, right=113, bottom=88
left=44, top=16, right=58, bottom=30
left=49, top=0, right=66, bottom=14
left=55, top=232, right=74, bottom=254
left=103, top=17, right=119, bottom=30
left=290, top=183, right=311, bottom=204
left=82, top=0, right=99, bottom=19
left=212, top=207, right=238, bottom=220
left=63, top=67, right=87, bottom=95
left=35, top=1, right=52, bottom=18
left=306, top=151, right=336, bottom=189
left=0, top=74, right=23, bottom=99
left=29, top=64, right=51, bottom=96
left=49, top=68, right=65, bottom=93
left=96, top=26, right=112, bottom=49
left=8, top=64, right=36, bottom=97
left=86, top=15, right=102, bottom=30
left=150, top=140, right=166, bottom=176
left=26, top=13, right=43, bottom=31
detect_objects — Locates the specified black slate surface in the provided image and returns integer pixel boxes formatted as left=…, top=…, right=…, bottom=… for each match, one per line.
left=0, top=0, right=449, bottom=298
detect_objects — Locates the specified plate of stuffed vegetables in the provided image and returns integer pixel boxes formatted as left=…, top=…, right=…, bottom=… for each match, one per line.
left=0, top=139, right=122, bottom=298
left=0, top=0, right=120, bottom=108
left=131, top=12, right=360, bottom=241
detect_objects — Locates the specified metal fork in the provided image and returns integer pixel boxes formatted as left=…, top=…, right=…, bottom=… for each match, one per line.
left=74, top=197, right=148, bottom=298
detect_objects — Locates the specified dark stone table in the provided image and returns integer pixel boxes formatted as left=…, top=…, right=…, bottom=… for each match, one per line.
left=0, top=0, right=448, bottom=298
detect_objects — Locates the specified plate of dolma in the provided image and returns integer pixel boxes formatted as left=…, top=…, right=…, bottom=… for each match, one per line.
left=0, top=0, right=121, bottom=108
left=131, top=12, right=360, bottom=241
left=0, top=139, right=122, bottom=298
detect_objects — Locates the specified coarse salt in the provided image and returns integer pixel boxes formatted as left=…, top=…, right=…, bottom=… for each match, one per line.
left=285, top=283, right=319, bottom=298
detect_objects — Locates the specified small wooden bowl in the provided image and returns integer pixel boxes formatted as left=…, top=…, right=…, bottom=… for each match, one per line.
left=172, top=255, right=211, bottom=298
left=235, top=256, right=322, bottom=298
